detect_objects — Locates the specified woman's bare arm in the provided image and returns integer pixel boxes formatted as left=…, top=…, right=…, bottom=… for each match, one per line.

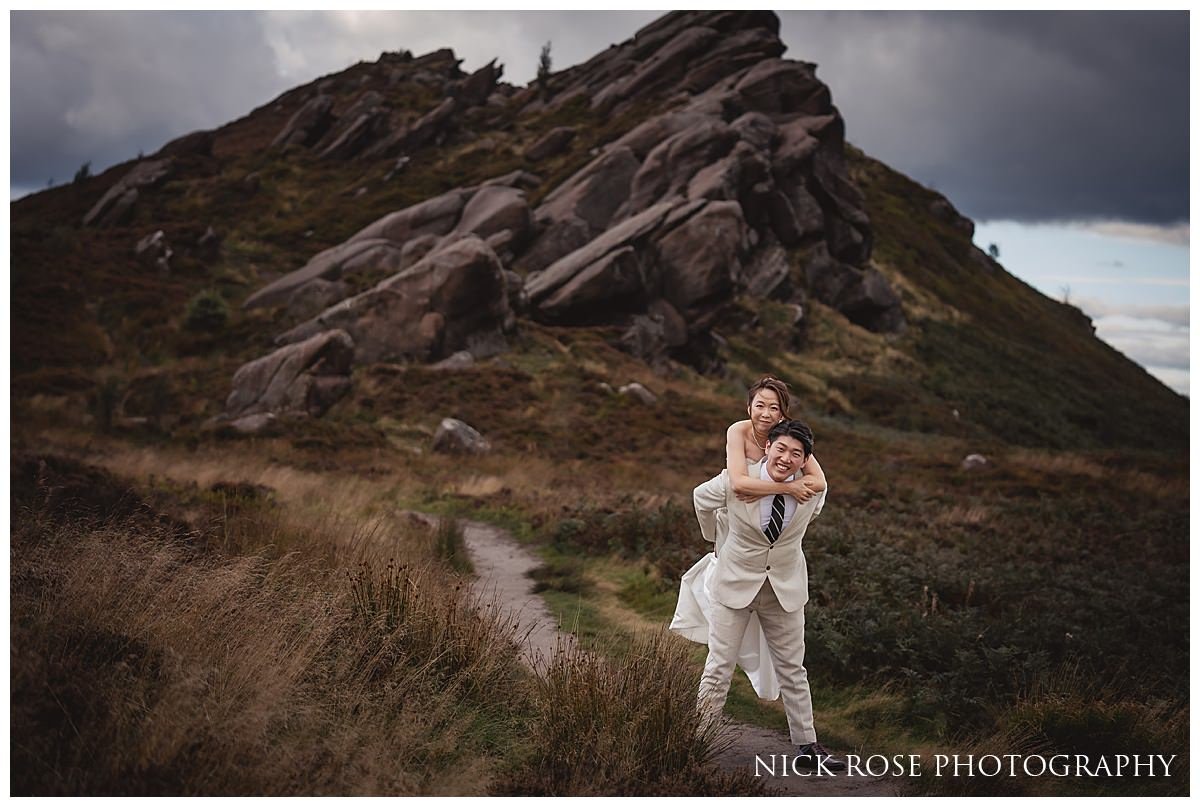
left=726, top=421, right=816, bottom=501
left=802, top=454, right=827, bottom=492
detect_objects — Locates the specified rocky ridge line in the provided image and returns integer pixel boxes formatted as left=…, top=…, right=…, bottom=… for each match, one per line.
left=129, top=10, right=911, bottom=433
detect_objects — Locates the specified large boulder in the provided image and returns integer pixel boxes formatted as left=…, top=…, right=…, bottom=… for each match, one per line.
left=810, top=146, right=872, bottom=264
left=223, top=329, right=355, bottom=421
left=454, top=59, right=502, bottom=106
left=592, top=25, right=721, bottom=109
left=526, top=199, right=677, bottom=307
left=537, top=246, right=649, bottom=323
left=518, top=145, right=642, bottom=274
left=272, top=94, right=336, bottom=148
left=349, top=187, right=473, bottom=243
left=318, top=106, right=391, bottom=160
left=525, top=126, right=577, bottom=162
left=619, top=120, right=739, bottom=217
left=286, top=278, right=351, bottom=320
left=655, top=200, right=750, bottom=318
left=398, top=97, right=458, bottom=152
left=834, top=267, right=906, bottom=334
left=533, top=145, right=640, bottom=232
left=733, top=58, right=832, bottom=117
left=451, top=184, right=531, bottom=244
left=803, top=247, right=905, bottom=334
left=686, top=140, right=774, bottom=226
left=242, top=238, right=405, bottom=310
left=729, top=111, right=780, bottom=152
left=432, top=418, right=491, bottom=454
left=82, top=158, right=172, bottom=227
left=278, top=236, right=510, bottom=364
left=612, top=109, right=714, bottom=159
left=678, top=26, right=786, bottom=95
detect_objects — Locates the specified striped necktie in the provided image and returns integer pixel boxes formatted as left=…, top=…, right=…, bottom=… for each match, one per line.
left=765, top=494, right=786, bottom=543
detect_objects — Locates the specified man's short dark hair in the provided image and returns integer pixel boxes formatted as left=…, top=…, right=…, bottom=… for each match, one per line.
left=767, top=419, right=814, bottom=458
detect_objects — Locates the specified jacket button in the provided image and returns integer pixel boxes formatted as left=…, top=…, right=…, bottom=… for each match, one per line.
left=766, top=565, right=772, bottom=571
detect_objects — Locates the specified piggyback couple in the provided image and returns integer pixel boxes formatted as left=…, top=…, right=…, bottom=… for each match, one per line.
left=669, top=375, right=846, bottom=772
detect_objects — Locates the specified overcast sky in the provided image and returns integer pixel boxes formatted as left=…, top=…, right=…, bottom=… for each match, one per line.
left=8, top=10, right=1190, bottom=392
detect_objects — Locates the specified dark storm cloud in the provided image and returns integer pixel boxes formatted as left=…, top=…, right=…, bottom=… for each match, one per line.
left=11, top=11, right=282, bottom=190
left=779, top=10, right=1189, bottom=224
left=9, top=10, right=660, bottom=194
left=10, top=10, right=1190, bottom=228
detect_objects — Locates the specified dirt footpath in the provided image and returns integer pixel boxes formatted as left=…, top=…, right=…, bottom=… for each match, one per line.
left=459, top=518, right=899, bottom=796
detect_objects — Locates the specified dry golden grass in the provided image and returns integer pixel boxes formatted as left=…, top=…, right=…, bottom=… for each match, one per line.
left=1010, top=449, right=1109, bottom=480
left=934, top=504, right=993, bottom=527
left=11, top=448, right=755, bottom=796
left=496, top=630, right=763, bottom=796
left=10, top=502, right=524, bottom=795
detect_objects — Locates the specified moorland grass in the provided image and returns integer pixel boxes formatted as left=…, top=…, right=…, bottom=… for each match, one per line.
left=10, top=453, right=756, bottom=796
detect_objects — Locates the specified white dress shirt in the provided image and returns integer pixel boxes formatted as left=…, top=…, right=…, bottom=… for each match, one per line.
left=753, top=460, right=827, bottom=531
left=757, top=462, right=798, bottom=532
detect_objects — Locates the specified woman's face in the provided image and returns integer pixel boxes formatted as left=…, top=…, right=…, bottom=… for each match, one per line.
left=748, top=389, right=784, bottom=433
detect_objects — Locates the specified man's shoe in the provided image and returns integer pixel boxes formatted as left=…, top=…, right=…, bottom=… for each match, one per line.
left=795, top=742, right=847, bottom=773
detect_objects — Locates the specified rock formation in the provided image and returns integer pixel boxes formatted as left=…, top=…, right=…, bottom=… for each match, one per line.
left=83, top=158, right=172, bottom=227
left=221, top=9, right=908, bottom=424
left=220, top=329, right=355, bottom=432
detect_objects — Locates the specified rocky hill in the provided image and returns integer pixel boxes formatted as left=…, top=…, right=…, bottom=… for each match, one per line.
left=11, top=10, right=1186, bottom=453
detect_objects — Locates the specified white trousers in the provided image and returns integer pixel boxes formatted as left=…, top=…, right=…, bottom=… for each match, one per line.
left=698, top=578, right=817, bottom=745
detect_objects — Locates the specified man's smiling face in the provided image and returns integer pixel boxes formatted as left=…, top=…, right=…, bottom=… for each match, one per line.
left=764, top=435, right=808, bottom=482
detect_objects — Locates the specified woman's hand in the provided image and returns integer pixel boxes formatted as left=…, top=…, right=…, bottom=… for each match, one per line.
left=787, top=478, right=820, bottom=502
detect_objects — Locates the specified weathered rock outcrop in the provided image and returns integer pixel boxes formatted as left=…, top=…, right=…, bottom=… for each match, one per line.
left=432, top=418, right=491, bottom=454
left=135, top=230, right=173, bottom=274
left=226, top=9, right=906, bottom=428
left=525, top=126, right=576, bottom=162
left=82, top=158, right=172, bottom=227
left=243, top=238, right=406, bottom=310
left=222, top=329, right=355, bottom=426
left=272, top=94, right=336, bottom=148
left=506, top=10, right=902, bottom=348
left=276, top=236, right=510, bottom=364
left=244, top=178, right=531, bottom=319
left=268, top=50, right=505, bottom=163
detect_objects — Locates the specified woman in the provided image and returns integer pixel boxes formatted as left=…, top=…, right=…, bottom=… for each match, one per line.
left=669, top=376, right=826, bottom=700
left=726, top=376, right=825, bottom=505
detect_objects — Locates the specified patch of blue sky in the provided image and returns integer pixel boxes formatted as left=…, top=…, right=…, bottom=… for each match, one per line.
left=973, top=220, right=1188, bottom=396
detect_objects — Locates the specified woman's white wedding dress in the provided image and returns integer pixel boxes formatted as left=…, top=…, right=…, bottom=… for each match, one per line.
left=669, top=469, right=825, bottom=701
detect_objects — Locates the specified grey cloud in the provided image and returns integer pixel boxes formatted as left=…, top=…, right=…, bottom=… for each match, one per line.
left=1079, top=299, right=1190, bottom=327
left=1141, top=366, right=1188, bottom=395
left=10, top=10, right=659, bottom=192
left=1082, top=221, right=1190, bottom=246
left=778, top=11, right=1188, bottom=225
left=257, top=10, right=660, bottom=88
left=1097, top=333, right=1189, bottom=370
left=11, top=11, right=282, bottom=189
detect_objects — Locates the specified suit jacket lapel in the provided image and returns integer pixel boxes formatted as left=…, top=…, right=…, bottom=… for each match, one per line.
left=776, top=497, right=815, bottom=543
left=731, top=462, right=767, bottom=543
left=731, top=496, right=763, bottom=541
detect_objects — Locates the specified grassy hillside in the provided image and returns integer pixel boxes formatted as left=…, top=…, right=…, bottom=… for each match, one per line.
left=846, top=147, right=1187, bottom=452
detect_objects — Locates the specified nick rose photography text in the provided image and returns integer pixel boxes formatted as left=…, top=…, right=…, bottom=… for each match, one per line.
left=754, top=754, right=1179, bottom=778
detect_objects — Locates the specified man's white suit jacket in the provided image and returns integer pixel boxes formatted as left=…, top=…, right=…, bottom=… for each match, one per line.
left=693, top=464, right=823, bottom=613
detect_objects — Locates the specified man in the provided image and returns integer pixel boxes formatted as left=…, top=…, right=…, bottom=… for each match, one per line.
left=693, top=418, right=846, bottom=772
